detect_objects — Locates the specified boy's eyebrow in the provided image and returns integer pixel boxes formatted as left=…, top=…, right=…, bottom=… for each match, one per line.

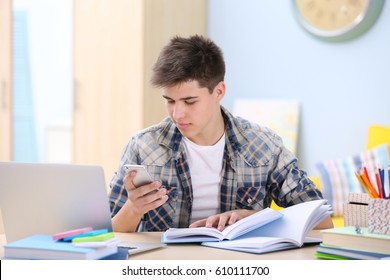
left=162, top=95, right=199, bottom=101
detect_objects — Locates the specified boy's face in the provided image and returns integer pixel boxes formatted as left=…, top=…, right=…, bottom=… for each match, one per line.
left=162, top=80, right=225, bottom=145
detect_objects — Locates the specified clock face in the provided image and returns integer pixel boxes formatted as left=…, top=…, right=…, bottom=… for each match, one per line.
left=293, top=0, right=384, bottom=41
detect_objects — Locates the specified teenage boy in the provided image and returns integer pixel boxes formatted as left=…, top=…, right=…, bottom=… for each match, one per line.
left=109, top=35, right=333, bottom=232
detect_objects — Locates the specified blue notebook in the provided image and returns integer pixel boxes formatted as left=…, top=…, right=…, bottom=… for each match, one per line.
left=3, top=234, right=118, bottom=260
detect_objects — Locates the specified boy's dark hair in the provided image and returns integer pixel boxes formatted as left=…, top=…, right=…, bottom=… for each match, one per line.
left=151, top=35, right=225, bottom=93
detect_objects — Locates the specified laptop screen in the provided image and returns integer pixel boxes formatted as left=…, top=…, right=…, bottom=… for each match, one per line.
left=0, top=162, right=113, bottom=242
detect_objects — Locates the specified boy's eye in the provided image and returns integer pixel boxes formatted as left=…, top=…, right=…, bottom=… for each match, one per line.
left=165, top=99, right=196, bottom=105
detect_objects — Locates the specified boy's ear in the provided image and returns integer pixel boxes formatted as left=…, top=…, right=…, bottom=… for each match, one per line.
left=215, top=81, right=226, bottom=99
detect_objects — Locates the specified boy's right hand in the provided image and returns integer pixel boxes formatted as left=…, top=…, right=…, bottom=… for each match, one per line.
left=123, top=170, right=168, bottom=216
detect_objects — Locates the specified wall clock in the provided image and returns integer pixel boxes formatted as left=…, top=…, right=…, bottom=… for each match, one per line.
left=293, top=0, right=384, bottom=42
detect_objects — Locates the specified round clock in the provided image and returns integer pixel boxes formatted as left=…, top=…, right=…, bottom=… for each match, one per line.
left=293, top=0, right=384, bottom=42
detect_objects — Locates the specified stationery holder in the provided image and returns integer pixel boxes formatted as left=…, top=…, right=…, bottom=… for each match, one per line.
left=343, top=193, right=369, bottom=227
left=368, top=198, right=390, bottom=235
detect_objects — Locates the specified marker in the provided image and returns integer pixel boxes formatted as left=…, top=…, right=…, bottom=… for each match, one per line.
left=72, top=232, right=115, bottom=243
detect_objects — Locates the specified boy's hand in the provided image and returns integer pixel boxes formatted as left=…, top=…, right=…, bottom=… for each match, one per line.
left=123, top=171, right=168, bottom=216
left=189, top=209, right=256, bottom=231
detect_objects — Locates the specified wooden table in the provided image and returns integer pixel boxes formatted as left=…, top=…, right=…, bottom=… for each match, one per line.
left=0, top=230, right=322, bottom=260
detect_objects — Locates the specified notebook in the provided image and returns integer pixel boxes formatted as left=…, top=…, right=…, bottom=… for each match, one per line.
left=0, top=161, right=164, bottom=256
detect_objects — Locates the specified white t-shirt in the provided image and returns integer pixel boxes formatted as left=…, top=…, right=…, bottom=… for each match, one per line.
left=183, top=134, right=225, bottom=224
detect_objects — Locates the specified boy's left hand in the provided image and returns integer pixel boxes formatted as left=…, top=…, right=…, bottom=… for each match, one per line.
left=189, top=209, right=256, bottom=231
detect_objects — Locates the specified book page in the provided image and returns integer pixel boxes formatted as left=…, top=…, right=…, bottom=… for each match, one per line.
left=203, top=236, right=298, bottom=254
left=236, top=200, right=329, bottom=245
left=222, top=207, right=282, bottom=239
left=162, top=207, right=283, bottom=243
left=163, top=227, right=224, bottom=241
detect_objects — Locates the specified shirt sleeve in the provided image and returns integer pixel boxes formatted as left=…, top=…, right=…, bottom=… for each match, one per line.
left=268, top=135, right=324, bottom=208
left=108, top=139, right=138, bottom=217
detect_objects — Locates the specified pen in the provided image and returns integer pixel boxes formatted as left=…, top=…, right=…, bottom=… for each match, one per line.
left=387, top=166, right=390, bottom=199
left=360, top=168, right=379, bottom=198
left=379, top=166, right=386, bottom=199
left=375, top=167, right=383, bottom=198
left=355, top=171, right=372, bottom=197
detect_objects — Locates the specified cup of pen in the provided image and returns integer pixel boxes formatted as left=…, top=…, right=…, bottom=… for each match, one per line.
left=354, top=165, right=390, bottom=235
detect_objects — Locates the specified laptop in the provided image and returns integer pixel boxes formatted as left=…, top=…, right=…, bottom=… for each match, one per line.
left=0, top=161, right=164, bottom=256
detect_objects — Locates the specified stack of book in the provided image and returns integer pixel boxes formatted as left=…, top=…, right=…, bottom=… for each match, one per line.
left=315, top=226, right=390, bottom=260
left=3, top=227, right=122, bottom=260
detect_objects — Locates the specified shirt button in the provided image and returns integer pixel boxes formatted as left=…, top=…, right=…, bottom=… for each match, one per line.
left=247, top=198, right=253, bottom=204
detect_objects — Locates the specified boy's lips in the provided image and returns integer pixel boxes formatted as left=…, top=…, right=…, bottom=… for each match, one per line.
left=176, top=122, right=190, bottom=130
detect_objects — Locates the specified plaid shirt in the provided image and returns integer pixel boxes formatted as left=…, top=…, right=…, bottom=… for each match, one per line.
left=109, top=106, right=324, bottom=231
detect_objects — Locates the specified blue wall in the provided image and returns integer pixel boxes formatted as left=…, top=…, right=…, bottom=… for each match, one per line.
left=208, top=0, right=390, bottom=176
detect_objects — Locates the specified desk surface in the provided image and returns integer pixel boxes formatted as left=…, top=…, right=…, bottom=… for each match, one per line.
left=1, top=231, right=321, bottom=260
left=117, top=231, right=322, bottom=260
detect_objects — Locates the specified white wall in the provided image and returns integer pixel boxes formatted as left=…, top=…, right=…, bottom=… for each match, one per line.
left=208, top=0, right=390, bottom=176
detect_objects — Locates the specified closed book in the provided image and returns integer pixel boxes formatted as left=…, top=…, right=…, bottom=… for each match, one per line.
left=321, top=226, right=390, bottom=254
left=316, top=243, right=390, bottom=260
left=4, top=234, right=118, bottom=260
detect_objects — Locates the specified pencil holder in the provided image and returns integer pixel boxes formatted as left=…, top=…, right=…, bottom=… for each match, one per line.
left=368, top=198, right=390, bottom=235
left=343, top=193, right=369, bottom=227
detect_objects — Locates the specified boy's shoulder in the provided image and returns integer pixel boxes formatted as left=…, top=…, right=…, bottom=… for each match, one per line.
left=230, top=114, right=282, bottom=146
left=134, top=117, right=174, bottom=139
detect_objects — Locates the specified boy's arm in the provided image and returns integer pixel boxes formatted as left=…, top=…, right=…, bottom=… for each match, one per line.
left=111, top=172, right=168, bottom=233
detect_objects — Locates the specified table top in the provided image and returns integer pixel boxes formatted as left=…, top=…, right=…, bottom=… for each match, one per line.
left=116, top=231, right=322, bottom=260
left=1, top=230, right=322, bottom=260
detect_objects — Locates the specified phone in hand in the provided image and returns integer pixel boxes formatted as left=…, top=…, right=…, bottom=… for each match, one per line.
left=123, top=164, right=154, bottom=187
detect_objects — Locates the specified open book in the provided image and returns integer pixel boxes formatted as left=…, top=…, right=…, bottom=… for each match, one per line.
left=202, top=199, right=332, bottom=254
left=161, top=207, right=283, bottom=243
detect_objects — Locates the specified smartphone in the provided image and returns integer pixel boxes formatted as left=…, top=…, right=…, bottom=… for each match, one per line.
left=123, top=164, right=154, bottom=187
